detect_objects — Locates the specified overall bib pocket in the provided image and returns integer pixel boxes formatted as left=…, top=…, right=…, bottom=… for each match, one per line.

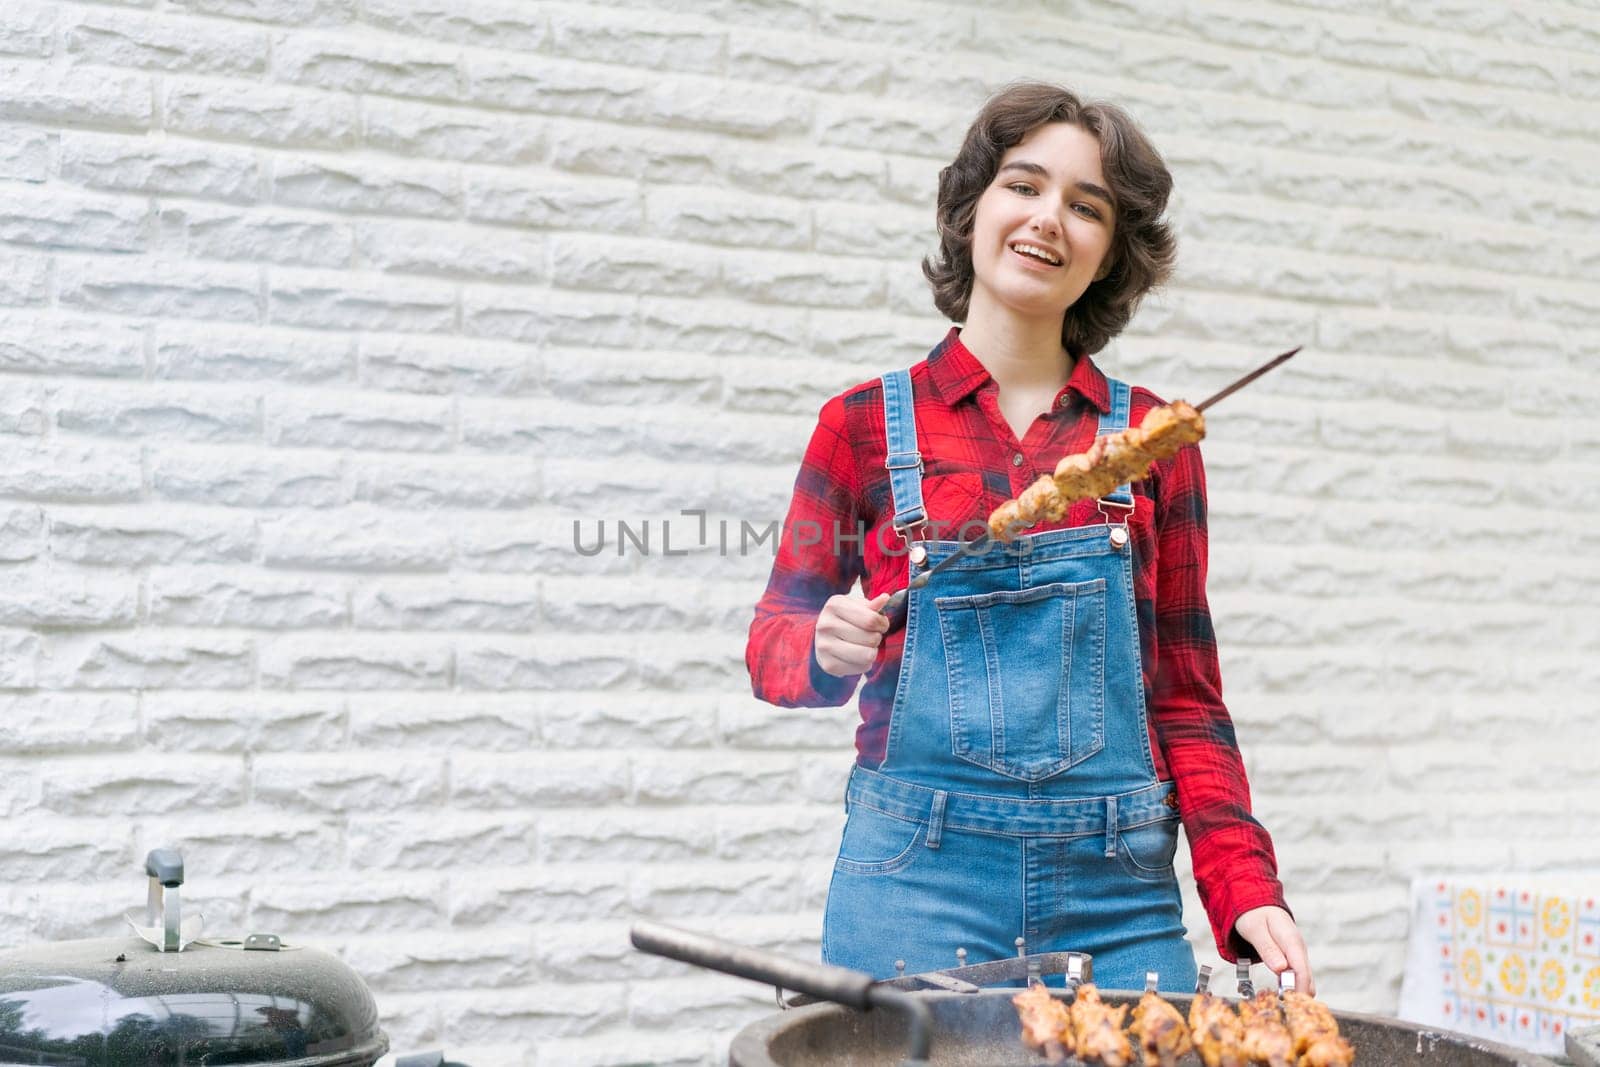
left=935, top=579, right=1107, bottom=781
left=834, top=805, right=926, bottom=876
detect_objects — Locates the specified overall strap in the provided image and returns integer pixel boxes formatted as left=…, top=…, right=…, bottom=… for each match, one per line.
left=1096, top=377, right=1134, bottom=508
left=879, top=369, right=926, bottom=534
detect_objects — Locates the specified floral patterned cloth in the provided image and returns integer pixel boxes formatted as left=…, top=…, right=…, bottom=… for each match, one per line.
left=1399, top=875, right=1600, bottom=1055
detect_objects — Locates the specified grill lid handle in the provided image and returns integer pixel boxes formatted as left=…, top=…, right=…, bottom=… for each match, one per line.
left=145, top=848, right=184, bottom=888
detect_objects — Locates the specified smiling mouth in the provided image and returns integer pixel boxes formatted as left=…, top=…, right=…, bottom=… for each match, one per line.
left=1009, top=241, right=1062, bottom=267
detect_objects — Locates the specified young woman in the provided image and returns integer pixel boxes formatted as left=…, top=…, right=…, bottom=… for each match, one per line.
left=745, top=82, right=1312, bottom=994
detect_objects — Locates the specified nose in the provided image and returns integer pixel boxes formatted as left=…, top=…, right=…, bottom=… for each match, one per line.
left=1030, top=208, right=1063, bottom=239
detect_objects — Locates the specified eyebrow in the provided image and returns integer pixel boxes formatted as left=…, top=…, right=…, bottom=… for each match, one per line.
left=997, top=160, right=1115, bottom=209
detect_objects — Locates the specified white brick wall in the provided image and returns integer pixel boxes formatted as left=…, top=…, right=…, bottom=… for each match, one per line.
left=0, top=0, right=1596, bottom=1063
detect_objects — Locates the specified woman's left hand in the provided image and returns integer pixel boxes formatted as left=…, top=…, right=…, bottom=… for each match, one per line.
left=1234, top=905, right=1315, bottom=996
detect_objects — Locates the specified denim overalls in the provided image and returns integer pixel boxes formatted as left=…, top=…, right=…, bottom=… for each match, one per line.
left=820, top=369, right=1198, bottom=992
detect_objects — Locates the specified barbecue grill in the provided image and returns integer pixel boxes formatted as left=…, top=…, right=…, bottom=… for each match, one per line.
left=0, top=850, right=464, bottom=1067
left=631, top=921, right=1561, bottom=1067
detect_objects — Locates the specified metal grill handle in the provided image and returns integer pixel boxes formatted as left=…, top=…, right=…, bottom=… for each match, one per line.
left=630, top=920, right=932, bottom=1065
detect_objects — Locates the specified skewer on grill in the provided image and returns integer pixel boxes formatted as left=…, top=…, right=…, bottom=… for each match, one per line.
left=1238, top=991, right=1295, bottom=1067
left=1130, top=979, right=1193, bottom=1067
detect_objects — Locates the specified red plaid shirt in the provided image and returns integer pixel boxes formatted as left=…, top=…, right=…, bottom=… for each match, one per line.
left=745, top=326, right=1287, bottom=959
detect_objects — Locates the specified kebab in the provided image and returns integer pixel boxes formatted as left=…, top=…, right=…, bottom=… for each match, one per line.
left=1129, top=987, right=1194, bottom=1067
left=880, top=347, right=1299, bottom=628
left=1188, top=991, right=1248, bottom=1067
left=1282, top=990, right=1356, bottom=1067
left=1012, top=982, right=1075, bottom=1064
left=1238, top=990, right=1296, bottom=1067
left=1070, top=984, right=1136, bottom=1067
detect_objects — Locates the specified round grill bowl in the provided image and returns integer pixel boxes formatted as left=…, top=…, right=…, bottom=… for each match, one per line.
left=730, top=990, right=1560, bottom=1067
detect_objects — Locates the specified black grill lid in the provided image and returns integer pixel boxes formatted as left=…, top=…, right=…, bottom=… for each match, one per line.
left=0, top=849, right=388, bottom=1067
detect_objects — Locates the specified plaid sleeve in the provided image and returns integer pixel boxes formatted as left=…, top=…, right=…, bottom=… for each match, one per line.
left=1150, top=441, right=1290, bottom=961
left=745, top=395, right=868, bottom=708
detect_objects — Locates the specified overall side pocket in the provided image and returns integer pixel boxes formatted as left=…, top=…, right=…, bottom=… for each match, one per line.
left=833, top=805, right=926, bottom=877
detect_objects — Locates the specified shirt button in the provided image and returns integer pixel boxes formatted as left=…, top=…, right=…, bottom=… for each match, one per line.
left=1012, top=452, right=1024, bottom=467
left=1057, top=395, right=1070, bottom=407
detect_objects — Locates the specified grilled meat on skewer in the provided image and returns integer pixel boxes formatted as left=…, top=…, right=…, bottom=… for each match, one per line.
left=1070, top=984, right=1135, bottom=1067
left=1238, top=991, right=1295, bottom=1067
left=1130, top=989, right=1194, bottom=1067
left=1013, top=982, right=1075, bottom=1063
left=988, top=401, right=1206, bottom=540
left=1188, top=992, right=1248, bottom=1067
left=1281, top=990, right=1355, bottom=1067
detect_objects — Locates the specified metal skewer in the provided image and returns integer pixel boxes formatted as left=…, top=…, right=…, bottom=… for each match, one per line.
left=879, top=345, right=1302, bottom=633
left=1196, top=346, right=1300, bottom=412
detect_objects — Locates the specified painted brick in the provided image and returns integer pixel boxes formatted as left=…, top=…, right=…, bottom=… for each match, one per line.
left=347, top=812, right=535, bottom=870
left=144, top=692, right=345, bottom=752
left=363, top=97, right=546, bottom=166
left=148, top=567, right=348, bottom=628
left=348, top=694, right=535, bottom=752
left=61, top=130, right=261, bottom=201
left=264, top=389, right=453, bottom=452
left=465, top=168, right=642, bottom=232
left=0, top=124, right=52, bottom=182
left=359, top=0, right=545, bottom=51
left=250, top=875, right=444, bottom=937
left=549, top=116, right=719, bottom=186
left=351, top=454, right=538, bottom=509
left=149, top=443, right=346, bottom=508
left=0, top=565, right=139, bottom=628
left=549, top=6, right=723, bottom=75
left=0, top=59, right=152, bottom=129
left=355, top=219, right=544, bottom=281
left=0, top=444, right=142, bottom=502
left=53, top=382, right=261, bottom=442
left=0, top=693, right=139, bottom=752
left=351, top=577, right=538, bottom=631
left=0, top=504, right=44, bottom=561
left=152, top=322, right=353, bottom=383
left=452, top=753, right=628, bottom=808
left=0, top=249, right=50, bottom=306
left=274, top=31, right=462, bottom=100
left=58, top=255, right=261, bottom=322
left=38, top=755, right=245, bottom=814
left=165, top=0, right=355, bottom=23
left=164, top=77, right=358, bottom=149
left=273, top=156, right=459, bottom=218
left=268, top=269, right=456, bottom=333
left=258, top=634, right=452, bottom=689
left=645, top=186, right=809, bottom=251
left=253, top=751, right=444, bottom=809
left=50, top=506, right=256, bottom=564
left=0, top=310, right=145, bottom=377
left=358, top=334, right=534, bottom=395
left=0, top=183, right=148, bottom=251
left=42, top=632, right=255, bottom=690
left=0, top=3, right=55, bottom=58
left=65, top=8, right=266, bottom=74
left=0, top=381, right=47, bottom=433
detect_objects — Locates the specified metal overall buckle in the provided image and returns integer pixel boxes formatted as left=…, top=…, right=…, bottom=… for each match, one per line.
left=894, top=520, right=930, bottom=568
left=1096, top=496, right=1134, bottom=550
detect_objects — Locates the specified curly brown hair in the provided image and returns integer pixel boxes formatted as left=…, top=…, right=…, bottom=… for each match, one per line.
left=922, top=81, right=1177, bottom=357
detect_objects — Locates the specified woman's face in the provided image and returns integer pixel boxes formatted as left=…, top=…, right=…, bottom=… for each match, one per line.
left=967, top=121, right=1116, bottom=327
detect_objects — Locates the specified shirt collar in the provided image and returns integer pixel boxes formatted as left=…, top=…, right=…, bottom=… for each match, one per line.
left=927, top=326, right=1112, bottom=414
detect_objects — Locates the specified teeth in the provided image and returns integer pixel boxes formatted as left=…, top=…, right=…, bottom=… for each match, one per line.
left=1011, top=242, right=1061, bottom=265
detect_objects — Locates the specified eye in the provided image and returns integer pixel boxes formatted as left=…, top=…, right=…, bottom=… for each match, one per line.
left=1073, top=202, right=1104, bottom=220
left=1007, top=182, right=1037, bottom=196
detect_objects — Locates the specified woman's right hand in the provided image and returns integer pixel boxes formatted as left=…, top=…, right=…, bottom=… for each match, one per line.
left=813, top=592, right=892, bottom=677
